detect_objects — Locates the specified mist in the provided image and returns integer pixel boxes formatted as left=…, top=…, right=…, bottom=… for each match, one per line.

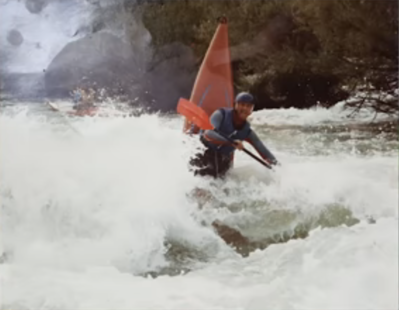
left=0, top=0, right=195, bottom=111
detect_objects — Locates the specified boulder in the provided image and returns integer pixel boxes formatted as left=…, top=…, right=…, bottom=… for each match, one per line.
left=143, top=42, right=197, bottom=111
left=44, top=32, right=141, bottom=98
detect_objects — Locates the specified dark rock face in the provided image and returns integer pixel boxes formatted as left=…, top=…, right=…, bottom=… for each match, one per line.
left=45, top=32, right=197, bottom=112
left=44, top=32, right=141, bottom=99
left=252, top=73, right=350, bottom=110
left=143, top=42, right=197, bottom=112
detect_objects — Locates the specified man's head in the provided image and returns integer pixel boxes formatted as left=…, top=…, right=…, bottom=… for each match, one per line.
left=234, top=92, right=254, bottom=120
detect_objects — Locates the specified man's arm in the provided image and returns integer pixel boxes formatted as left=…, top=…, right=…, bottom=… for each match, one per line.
left=202, top=110, right=231, bottom=146
left=245, top=130, right=278, bottom=165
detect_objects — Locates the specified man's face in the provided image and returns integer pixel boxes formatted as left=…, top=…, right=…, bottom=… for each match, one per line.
left=235, top=102, right=254, bottom=120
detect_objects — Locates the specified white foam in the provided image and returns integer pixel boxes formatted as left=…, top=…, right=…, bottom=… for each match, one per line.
left=1, top=220, right=397, bottom=309
left=0, top=106, right=397, bottom=309
left=250, top=101, right=395, bottom=127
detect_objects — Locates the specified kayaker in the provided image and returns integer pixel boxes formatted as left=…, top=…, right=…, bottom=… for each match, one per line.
left=72, top=87, right=95, bottom=111
left=189, top=91, right=279, bottom=178
left=72, top=88, right=83, bottom=109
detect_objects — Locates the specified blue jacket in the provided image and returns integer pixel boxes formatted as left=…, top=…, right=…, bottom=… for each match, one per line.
left=200, top=108, right=277, bottom=164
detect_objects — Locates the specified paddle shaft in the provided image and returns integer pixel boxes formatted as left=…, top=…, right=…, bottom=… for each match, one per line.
left=242, top=148, right=272, bottom=169
left=215, top=130, right=272, bottom=170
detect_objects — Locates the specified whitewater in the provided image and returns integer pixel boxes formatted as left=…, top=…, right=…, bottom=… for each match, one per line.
left=0, top=102, right=397, bottom=310
left=1, top=0, right=397, bottom=308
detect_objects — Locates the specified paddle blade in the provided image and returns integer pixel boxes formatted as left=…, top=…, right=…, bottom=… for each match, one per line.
left=177, top=98, right=213, bottom=130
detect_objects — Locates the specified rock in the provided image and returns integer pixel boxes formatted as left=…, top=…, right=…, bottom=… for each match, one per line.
left=45, top=31, right=197, bottom=112
left=144, top=42, right=196, bottom=111
left=44, top=32, right=141, bottom=98
left=251, top=72, right=350, bottom=110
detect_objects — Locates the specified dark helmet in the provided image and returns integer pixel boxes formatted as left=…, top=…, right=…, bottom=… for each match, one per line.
left=235, top=92, right=254, bottom=104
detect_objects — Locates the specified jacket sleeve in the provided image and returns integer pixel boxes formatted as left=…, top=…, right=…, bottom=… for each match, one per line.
left=202, top=109, right=230, bottom=146
left=209, top=109, right=223, bottom=129
left=245, top=130, right=278, bottom=164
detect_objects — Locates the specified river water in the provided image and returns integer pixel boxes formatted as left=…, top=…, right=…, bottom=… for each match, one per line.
left=0, top=101, right=397, bottom=309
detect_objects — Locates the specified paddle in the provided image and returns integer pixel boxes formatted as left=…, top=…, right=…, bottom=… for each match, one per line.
left=177, top=98, right=273, bottom=170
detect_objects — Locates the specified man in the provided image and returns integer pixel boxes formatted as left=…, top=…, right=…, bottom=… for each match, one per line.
left=72, top=87, right=95, bottom=111
left=72, top=87, right=83, bottom=109
left=189, top=92, right=280, bottom=254
left=190, top=91, right=279, bottom=178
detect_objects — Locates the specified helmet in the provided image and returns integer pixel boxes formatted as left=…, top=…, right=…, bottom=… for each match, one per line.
left=235, top=92, right=254, bottom=104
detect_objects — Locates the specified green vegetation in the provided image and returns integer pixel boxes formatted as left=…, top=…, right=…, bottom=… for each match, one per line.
left=129, top=0, right=398, bottom=112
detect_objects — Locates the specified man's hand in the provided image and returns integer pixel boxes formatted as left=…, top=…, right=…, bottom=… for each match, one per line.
left=233, top=140, right=244, bottom=150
